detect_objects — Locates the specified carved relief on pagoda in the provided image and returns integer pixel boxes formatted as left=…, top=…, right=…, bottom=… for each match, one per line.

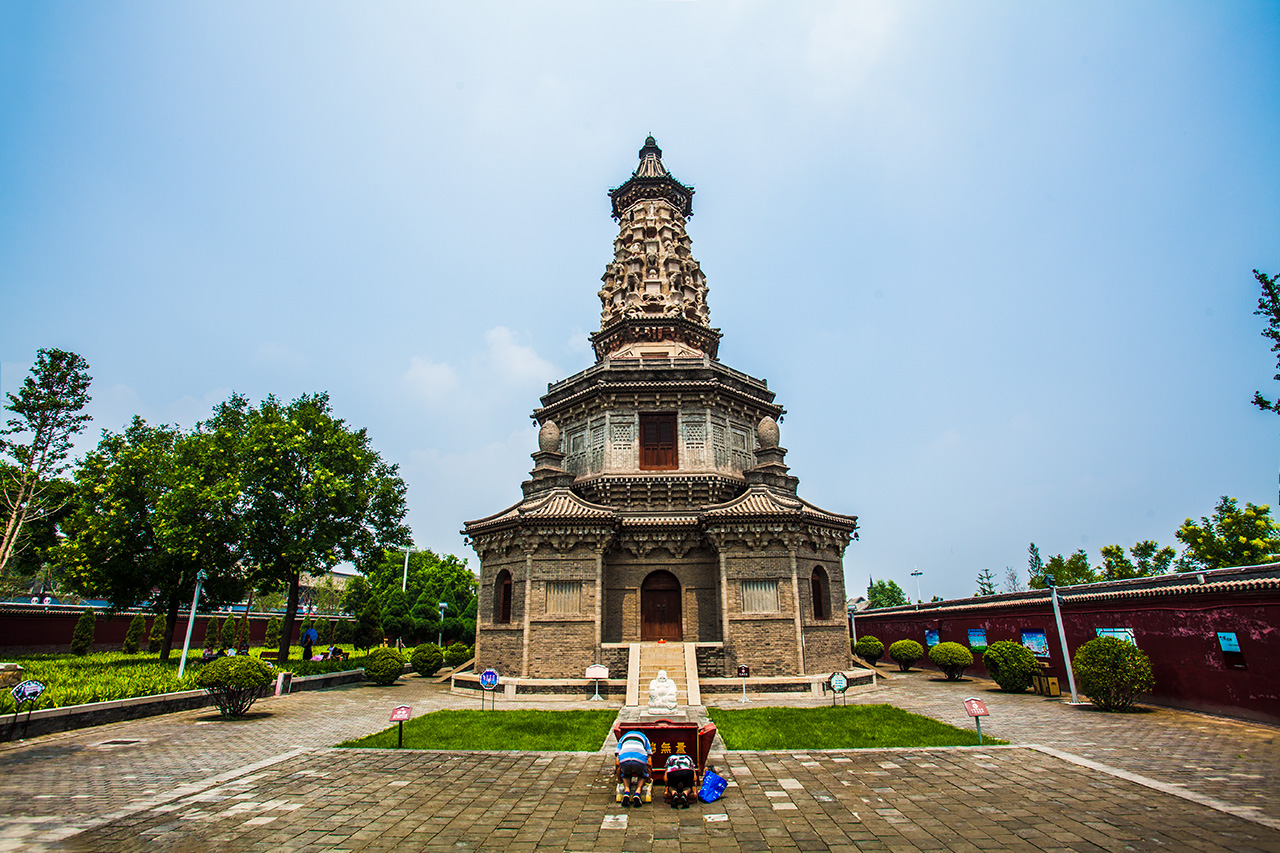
left=598, top=200, right=710, bottom=328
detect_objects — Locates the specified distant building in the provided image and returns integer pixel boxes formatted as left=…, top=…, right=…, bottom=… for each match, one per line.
left=464, top=138, right=858, bottom=682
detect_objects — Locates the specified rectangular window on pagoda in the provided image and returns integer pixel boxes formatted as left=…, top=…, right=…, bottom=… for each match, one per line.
left=639, top=413, right=678, bottom=470
left=742, top=580, right=780, bottom=613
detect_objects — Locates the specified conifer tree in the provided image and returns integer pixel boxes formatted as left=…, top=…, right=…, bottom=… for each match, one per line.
left=70, top=608, right=96, bottom=655
left=147, top=613, right=167, bottom=652
left=122, top=613, right=146, bottom=653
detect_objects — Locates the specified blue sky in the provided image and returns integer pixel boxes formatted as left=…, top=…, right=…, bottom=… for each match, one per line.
left=2, top=2, right=1278, bottom=601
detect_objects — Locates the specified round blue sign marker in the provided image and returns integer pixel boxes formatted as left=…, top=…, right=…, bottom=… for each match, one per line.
left=479, top=669, right=499, bottom=690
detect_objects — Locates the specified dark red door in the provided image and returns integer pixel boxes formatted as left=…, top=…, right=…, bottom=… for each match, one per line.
left=641, top=570, right=682, bottom=640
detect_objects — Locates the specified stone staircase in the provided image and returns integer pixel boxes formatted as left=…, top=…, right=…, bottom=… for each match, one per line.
left=625, top=642, right=701, bottom=707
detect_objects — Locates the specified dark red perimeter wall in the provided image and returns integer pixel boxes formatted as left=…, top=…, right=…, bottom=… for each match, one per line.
left=0, top=608, right=303, bottom=652
left=851, top=572, right=1280, bottom=726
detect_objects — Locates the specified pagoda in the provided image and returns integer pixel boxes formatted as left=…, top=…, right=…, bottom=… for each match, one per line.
left=464, top=138, right=858, bottom=689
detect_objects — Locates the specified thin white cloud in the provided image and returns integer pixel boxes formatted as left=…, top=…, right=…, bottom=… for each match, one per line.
left=484, top=326, right=559, bottom=388
left=402, top=356, right=460, bottom=406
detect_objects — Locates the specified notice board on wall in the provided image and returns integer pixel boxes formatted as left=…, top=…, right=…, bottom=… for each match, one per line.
left=1021, top=629, right=1050, bottom=658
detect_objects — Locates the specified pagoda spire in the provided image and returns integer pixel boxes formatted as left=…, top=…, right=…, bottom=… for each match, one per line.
left=595, top=138, right=715, bottom=357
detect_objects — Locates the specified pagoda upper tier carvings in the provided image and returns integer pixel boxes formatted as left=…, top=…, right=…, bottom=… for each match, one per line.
left=599, top=138, right=710, bottom=337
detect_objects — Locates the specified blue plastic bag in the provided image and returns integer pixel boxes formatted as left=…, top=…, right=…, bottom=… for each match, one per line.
left=698, top=768, right=727, bottom=803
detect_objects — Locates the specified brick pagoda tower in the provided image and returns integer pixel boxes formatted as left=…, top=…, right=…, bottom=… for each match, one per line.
left=464, top=138, right=858, bottom=690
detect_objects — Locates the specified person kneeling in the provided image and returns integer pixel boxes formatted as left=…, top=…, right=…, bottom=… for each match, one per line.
left=615, top=730, right=653, bottom=808
left=663, top=753, right=697, bottom=808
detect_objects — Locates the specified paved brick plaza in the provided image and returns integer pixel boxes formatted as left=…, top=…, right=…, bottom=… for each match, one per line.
left=1, top=670, right=1276, bottom=852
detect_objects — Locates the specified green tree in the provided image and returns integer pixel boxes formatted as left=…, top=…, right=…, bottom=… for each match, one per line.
left=122, top=613, right=146, bottom=653
left=220, top=613, right=238, bottom=648
left=223, top=393, right=409, bottom=662
left=203, top=617, right=220, bottom=652
left=1176, top=496, right=1280, bottom=570
left=1027, top=543, right=1043, bottom=588
left=1098, top=540, right=1176, bottom=581
left=866, top=579, right=907, bottom=609
left=974, top=568, right=996, bottom=596
left=263, top=615, right=282, bottom=649
left=380, top=589, right=412, bottom=645
left=1030, top=549, right=1096, bottom=588
left=340, top=574, right=373, bottom=617
left=1252, top=269, right=1280, bottom=504
left=410, top=590, right=442, bottom=644
left=1, top=349, right=92, bottom=577
left=70, top=608, right=96, bottom=655
left=147, top=613, right=167, bottom=652
left=353, top=598, right=384, bottom=651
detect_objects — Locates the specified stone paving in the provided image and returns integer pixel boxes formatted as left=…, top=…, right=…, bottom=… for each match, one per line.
left=0, top=668, right=1275, bottom=852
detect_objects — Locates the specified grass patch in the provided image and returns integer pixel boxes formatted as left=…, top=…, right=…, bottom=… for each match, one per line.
left=707, top=704, right=1007, bottom=749
left=339, top=709, right=618, bottom=751
left=0, top=645, right=371, bottom=713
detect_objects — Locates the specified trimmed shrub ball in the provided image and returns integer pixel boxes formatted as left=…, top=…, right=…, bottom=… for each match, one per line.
left=1073, top=636, right=1154, bottom=711
left=983, top=640, right=1039, bottom=693
left=194, top=655, right=275, bottom=717
left=928, top=642, right=974, bottom=681
left=364, top=647, right=407, bottom=686
left=444, top=642, right=472, bottom=670
left=853, top=635, right=884, bottom=666
left=411, top=643, right=444, bottom=677
left=888, top=639, right=925, bottom=672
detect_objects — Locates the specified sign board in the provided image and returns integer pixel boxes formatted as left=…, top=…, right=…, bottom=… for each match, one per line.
left=1021, top=629, right=1050, bottom=658
left=585, top=664, right=609, bottom=679
left=10, top=679, right=45, bottom=705
left=963, top=697, right=989, bottom=717
left=924, top=629, right=940, bottom=647
left=389, top=704, right=412, bottom=722
left=967, top=629, right=988, bottom=651
left=829, top=672, right=849, bottom=693
left=1217, top=632, right=1241, bottom=654
left=1097, top=627, right=1137, bottom=646
left=736, top=665, right=750, bottom=678
left=479, top=669, right=499, bottom=690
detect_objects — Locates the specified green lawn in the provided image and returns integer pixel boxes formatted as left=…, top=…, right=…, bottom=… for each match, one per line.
left=0, top=645, right=370, bottom=714
left=339, top=709, right=618, bottom=751
left=707, top=704, right=1006, bottom=749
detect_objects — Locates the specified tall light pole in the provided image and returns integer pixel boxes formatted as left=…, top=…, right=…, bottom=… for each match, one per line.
left=1046, top=575, right=1080, bottom=703
left=392, top=546, right=419, bottom=593
left=911, top=569, right=923, bottom=607
left=437, top=601, right=448, bottom=648
left=177, top=569, right=206, bottom=680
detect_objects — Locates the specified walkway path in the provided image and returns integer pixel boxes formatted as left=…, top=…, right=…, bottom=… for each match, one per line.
left=0, top=670, right=1275, bottom=851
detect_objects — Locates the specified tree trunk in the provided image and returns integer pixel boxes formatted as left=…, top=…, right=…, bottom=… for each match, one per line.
left=159, top=590, right=181, bottom=662
left=277, top=568, right=301, bottom=663
left=0, top=471, right=35, bottom=576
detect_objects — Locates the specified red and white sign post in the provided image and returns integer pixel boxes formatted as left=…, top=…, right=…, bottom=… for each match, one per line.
left=963, top=697, right=989, bottom=744
left=390, top=704, right=412, bottom=748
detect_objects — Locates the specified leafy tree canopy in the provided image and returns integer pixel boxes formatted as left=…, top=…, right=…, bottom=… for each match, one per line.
left=1098, top=540, right=1176, bottom=581
left=867, top=579, right=907, bottom=609
left=1, top=349, right=92, bottom=576
left=1252, top=269, right=1280, bottom=415
left=1176, top=496, right=1279, bottom=570
left=974, top=567, right=997, bottom=596
left=1030, top=549, right=1096, bottom=588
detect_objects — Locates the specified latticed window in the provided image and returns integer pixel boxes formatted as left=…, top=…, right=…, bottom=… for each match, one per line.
left=640, top=413, right=677, bottom=470
left=742, top=580, right=780, bottom=613
left=545, top=581, right=582, bottom=614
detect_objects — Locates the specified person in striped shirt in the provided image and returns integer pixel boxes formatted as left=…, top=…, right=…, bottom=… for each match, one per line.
left=663, top=753, right=697, bottom=808
left=615, top=729, right=653, bottom=807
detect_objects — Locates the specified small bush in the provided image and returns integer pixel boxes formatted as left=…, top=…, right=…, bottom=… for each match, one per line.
left=444, top=642, right=472, bottom=669
left=263, top=616, right=281, bottom=650
left=220, top=616, right=237, bottom=648
left=354, top=600, right=384, bottom=651
left=194, top=655, right=275, bottom=717
left=202, top=617, right=219, bottom=651
left=71, top=609, right=96, bottom=655
left=853, top=635, right=884, bottom=666
left=314, top=617, right=331, bottom=645
left=928, top=642, right=974, bottom=680
left=1073, top=636, right=1154, bottom=711
left=410, top=644, right=444, bottom=677
left=122, top=614, right=146, bottom=654
left=364, top=647, right=406, bottom=686
left=146, top=614, right=167, bottom=652
left=983, top=640, right=1039, bottom=693
left=888, top=639, right=924, bottom=672
left=334, top=618, right=355, bottom=643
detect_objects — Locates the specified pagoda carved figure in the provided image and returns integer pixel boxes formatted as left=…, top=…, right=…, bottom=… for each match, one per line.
left=464, top=138, right=858, bottom=692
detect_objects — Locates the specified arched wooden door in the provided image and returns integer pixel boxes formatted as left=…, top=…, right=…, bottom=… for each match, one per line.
left=641, top=570, right=682, bottom=641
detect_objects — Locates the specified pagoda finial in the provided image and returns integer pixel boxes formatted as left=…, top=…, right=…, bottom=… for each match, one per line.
left=609, top=135, right=694, bottom=219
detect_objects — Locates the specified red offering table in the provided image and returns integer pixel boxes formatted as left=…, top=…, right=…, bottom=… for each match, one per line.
left=613, top=719, right=717, bottom=781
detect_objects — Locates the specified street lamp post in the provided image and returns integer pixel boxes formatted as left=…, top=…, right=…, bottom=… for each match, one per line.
left=437, top=601, right=448, bottom=648
left=911, top=569, right=923, bottom=607
left=176, top=569, right=207, bottom=680
left=1046, top=575, right=1080, bottom=703
left=392, top=546, right=418, bottom=593
left=847, top=605, right=857, bottom=643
